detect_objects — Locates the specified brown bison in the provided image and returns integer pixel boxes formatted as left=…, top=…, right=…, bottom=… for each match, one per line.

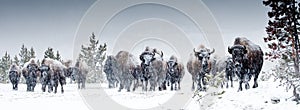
left=187, top=45, right=215, bottom=91
left=9, top=64, right=21, bottom=90
left=103, top=55, right=119, bottom=88
left=139, top=47, right=167, bottom=91
left=42, top=58, right=67, bottom=93
left=228, top=37, right=264, bottom=91
left=115, top=51, right=136, bottom=92
left=166, top=55, right=185, bottom=91
left=22, top=58, right=39, bottom=92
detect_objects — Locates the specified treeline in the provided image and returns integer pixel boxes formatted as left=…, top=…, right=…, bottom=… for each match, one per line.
left=0, top=32, right=107, bottom=83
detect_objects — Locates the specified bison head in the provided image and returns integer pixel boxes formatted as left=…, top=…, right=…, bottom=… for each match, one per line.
left=167, top=60, right=178, bottom=75
left=228, top=45, right=247, bottom=77
left=141, top=51, right=155, bottom=66
left=194, top=48, right=214, bottom=73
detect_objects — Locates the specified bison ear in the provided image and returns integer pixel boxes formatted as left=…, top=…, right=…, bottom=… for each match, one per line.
left=228, top=46, right=232, bottom=54
left=243, top=46, right=247, bottom=54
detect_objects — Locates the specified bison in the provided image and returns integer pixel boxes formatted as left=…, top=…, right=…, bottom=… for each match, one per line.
left=139, top=47, right=167, bottom=91
left=166, top=55, right=185, bottom=91
left=9, top=64, right=21, bottom=90
left=38, top=60, right=52, bottom=92
left=104, top=55, right=119, bottom=88
left=187, top=45, right=215, bottom=91
left=115, top=51, right=136, bottom=92
left=22, top=58, right=39, bottom=92
left=228, top=37, right=264, bottom=91
left=66, top=60, right=88, bottom=89
left=42, top=58, right=67, bottom=93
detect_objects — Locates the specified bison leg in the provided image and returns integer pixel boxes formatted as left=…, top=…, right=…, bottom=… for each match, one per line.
left=118, top=80, right=124, bottom=92
left=61, top=85, right=64, bottom=93
left=178, top=80, right=181, bottom=90
left=42, top=84, right=46, bottom=92
left=253, top=73, right=259, bottom=88
left=238, top=80, right=243, bottom=92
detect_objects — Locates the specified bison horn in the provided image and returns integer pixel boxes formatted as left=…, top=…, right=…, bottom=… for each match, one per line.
left=228, top=46, right=232, bottom=54
left=161, top=51, right=164, bottom=58
left=209, top=48, right=215, bottom=55
left=193, top=48, right=197, bottom=53
left=243, top=45, right=248, bottom=54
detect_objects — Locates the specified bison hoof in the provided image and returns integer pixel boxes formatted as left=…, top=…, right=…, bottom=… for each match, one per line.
left=245, top=83, right=250, bottom=90
left=253, top=83, right=258, bottom=88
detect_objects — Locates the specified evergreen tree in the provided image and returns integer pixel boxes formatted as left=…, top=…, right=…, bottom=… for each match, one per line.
left=263, top=0, right=300, bottom=75
left=263, top=0, right=300, bottom=102
left=44, top=47, right=55, bottom=59
left=13, top=55, right=19, bottom=66
left=29, top=47, right=36, bottom=58
left=79, top=33, right=107, bottom=83
left=19, top=44, right=29, bottom=67
left=55, top=51, right=61, bottom=61
left=0, top=52, right=12, bottom=83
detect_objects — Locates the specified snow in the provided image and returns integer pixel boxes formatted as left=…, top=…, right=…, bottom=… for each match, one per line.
left=0, top=78, right=299, bottom=110
left=0, top=82, right=89, bottom=110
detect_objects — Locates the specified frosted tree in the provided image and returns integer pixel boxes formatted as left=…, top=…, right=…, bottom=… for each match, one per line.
left=44, top=47, right=55, bottom=59
left=55, top=50, right=61, bottom=61
left=28, top=47, right=36, bottom=58
left=79, top=33, right=107, bottom=83
left=0, top=52, right=12, bottom=83
left=13, top=55, right=19, bottom=66
left=19, top=44, right=29, bottom=67
left=263, top=0, right=300, bottom=103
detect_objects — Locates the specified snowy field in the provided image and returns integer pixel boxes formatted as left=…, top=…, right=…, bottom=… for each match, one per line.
left=0, top=79, right=299, bottom=110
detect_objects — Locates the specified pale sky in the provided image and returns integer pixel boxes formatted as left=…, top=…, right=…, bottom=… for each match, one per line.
left=0, top=0, right=270, bottom=69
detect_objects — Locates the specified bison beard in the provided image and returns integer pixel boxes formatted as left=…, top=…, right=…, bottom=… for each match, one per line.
left=228, top=37, right=264, bottom=92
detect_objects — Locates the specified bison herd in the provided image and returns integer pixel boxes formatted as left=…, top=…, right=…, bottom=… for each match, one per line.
left=104, top=37, right=264, bottom=92
left=8, top=58, right=88, bottom=93
left=7, top=37, right=264, bottom=93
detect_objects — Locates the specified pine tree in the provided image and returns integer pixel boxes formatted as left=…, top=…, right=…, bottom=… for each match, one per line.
left=263, top=0, right=300, bottom=75
left=44, top=47, right=55, bottom=59
left=263, top=0, right=300, bottom=103
left=55, top=51, right=61, bottom=61
left=29, top=47, right=36, bottom=58
left=19, top=44, right=29, bottom=67
left=79, top=33, right=107, bottom=83
left=13, top=55, right=19, bottom=66
left=0, top=52, right=12, bottom=83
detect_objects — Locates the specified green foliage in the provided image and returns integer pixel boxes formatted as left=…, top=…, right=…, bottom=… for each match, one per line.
left=79, top=33, right=107, bottom=83
left=44, top=47, right=55, bottom=59
left=19, top=44, right=29, bottom=66
left=0, top=52, right=12, bottom=83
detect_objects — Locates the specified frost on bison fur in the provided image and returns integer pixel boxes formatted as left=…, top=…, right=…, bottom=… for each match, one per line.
left=73, top=61, right=89, bottom=89
left=42, top=58, right=67, bottom=93
left=187, top=54, right=201, bottom=91
left=166, top=55, right=185, bottom=91
left=228, top=37, right=264, bottom=91
left=151, top=53, right=167, bottom=91
left=115, top=51, right=136, bottom=92
left=104, top=55, right=119, bottom=89
left=22, top=58, right=39, bottom=92
left=187, top=45, right=214, bottom=91
left=9, top=64, right=21, bottom=90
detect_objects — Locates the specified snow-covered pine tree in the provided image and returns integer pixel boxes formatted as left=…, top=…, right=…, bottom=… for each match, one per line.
left=55, top=50, right=62, bottom=61
left=19, top=44, right=29, bottom=67
left=44, top=47, right=55, bottom=59
left=13, top=55, right=20, bottom=66
left=28, top=47, right=36, bottom=59
left=0, top=52, right=12, bottom=83
left=79, top=33, right=107, bottom=83
left=263, top=0, right=300, bottom=103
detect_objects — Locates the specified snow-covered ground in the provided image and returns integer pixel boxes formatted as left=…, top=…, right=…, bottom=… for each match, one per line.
left=0, top=83, right=89, bottom=110
left=0, top=79, right=299, bottom=110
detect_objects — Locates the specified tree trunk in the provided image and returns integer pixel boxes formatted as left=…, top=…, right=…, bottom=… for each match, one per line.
left=292, top=0, right=300, bottom=76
